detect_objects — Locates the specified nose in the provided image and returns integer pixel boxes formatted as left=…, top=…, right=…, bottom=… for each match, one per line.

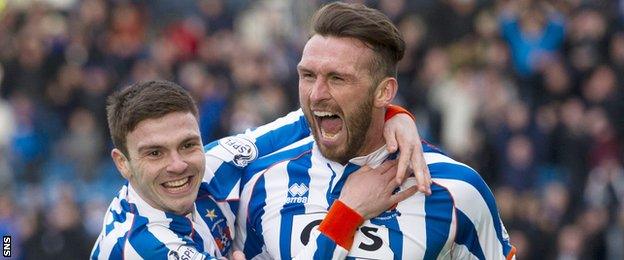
left=309, top=79, right=331, bottom=103
left=166, top=152, right=188, bottom=173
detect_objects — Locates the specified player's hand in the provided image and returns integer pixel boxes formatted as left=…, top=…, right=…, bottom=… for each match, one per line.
left=231, top=250, right=245, bottom=260
left=384, top=113, right=432, bottom=195
left=339, top=160, right=418, bottom=219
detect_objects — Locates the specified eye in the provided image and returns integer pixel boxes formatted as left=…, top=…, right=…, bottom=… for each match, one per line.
left=146, top=150, right=162, bottom=158
left=329, top=75, right=345, bottom=83
left=300, top=72, right=315, bottom=81
left=182, top=142, right=198, bottom=150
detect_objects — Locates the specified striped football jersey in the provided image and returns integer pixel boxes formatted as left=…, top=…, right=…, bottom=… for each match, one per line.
left=89, top=183, right=227, bottom=260
left=235, top=138, right=516, bottom=259
left=91, top=109, right=311, bottom=259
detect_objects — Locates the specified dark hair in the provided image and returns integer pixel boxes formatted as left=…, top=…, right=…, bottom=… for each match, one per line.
left=106, top=80, right=199, bottom=156
left=311, top=2, right=405, bottom=80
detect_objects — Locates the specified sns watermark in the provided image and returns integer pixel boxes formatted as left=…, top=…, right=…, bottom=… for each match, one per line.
left=2, top=236, right=10, bottom=257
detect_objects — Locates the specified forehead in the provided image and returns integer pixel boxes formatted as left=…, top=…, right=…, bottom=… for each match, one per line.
left=126, top=112, right=200, bottom=150
left=299, top=35, right=375, bottom=74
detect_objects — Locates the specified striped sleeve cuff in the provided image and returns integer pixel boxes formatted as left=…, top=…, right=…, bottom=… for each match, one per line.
left=318, top=200, right=364, bottom=250
left=385, top=104, right=415, bottom=121
left=507, top=246, right=517, bottom=260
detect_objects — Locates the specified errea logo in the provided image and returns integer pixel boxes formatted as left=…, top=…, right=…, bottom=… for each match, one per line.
left=286, top=183, right=308, bottom=204
left=288, top=183, right=308, bottom=197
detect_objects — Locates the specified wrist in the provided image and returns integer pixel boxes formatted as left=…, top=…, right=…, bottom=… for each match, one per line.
left=318, top=200, right=364, bottom=250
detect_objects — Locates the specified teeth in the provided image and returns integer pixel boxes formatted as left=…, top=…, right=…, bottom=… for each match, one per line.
left=320, top=129, right=338, bottom=139
left=163, top=177, right=190, bottom=188
left=313, top=111, right=336, bottom=117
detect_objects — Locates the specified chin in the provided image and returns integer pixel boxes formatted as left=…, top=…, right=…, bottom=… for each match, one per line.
left=317, top=143, right=349, bottom=163
left=171, top=201, right=195, bottom=215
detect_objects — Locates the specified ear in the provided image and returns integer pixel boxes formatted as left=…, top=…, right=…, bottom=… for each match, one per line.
left=111, top=148, right=132, bottom=180
left=373, top=77, right=398, bottom=108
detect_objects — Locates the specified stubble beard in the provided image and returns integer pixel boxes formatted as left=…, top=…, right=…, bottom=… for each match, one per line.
left=305, top=94, right=374, bottom=164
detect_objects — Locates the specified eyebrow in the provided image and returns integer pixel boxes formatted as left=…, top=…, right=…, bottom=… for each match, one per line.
left=137, top=144, right=163, bottom=154
left=296, top=65, right=311, bottom=73
left=297, top=65, right=355, bottom=80
left=327, top=71, right=349, bottom=78
left=136, top=135, right=201, bottom=154
left=179, top=136, right=201, bottom=146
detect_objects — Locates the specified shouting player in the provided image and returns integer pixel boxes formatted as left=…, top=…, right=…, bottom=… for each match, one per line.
left=233, top=2, right=516, bottom=259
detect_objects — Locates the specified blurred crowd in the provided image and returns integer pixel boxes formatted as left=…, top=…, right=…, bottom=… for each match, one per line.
left=0, top=0, right=623, bottom=259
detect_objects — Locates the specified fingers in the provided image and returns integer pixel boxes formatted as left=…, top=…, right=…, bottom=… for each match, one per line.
left=408, top=128, right=431, bottom=195
left=380, top=163, right=399, bottom=181
left=412, top=148, right=431, bottom=195
left=384, top=127, right=398, bottom=153
left=395, top=144, right=413, bottom=184
left=232, top=250, right=246, bottom=260
left=412, top=138, right=431, bottom=195
left=359, top=165, right=373, bottom=173
left=376, top=159, right=397, bottom=175
left=390, top=185, right=418, bottom=205
left=383, top=164, right=402, bottom=192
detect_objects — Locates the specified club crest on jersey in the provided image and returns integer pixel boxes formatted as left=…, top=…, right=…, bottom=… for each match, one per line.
left=218, top=136, right=258, bottom=167
left=286, top=183, right=308, bottom=204
left=211, top=218, right=232, bottom=255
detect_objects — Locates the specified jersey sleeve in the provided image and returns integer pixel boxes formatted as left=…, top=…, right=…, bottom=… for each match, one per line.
left=202, top=109, right=310, bottom=201
left=431, top=160, right=516, bottom=260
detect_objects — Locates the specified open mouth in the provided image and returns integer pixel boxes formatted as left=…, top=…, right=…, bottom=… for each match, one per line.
left=161, top=176, right=193, bottom=194
left=313, top=111, right=344, bottom=141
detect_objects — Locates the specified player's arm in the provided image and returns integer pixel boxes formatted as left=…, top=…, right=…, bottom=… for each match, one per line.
left=200, top=109, right=308, bottom=201
left=203, top=106, right=429, bottom=200
left=293, top=160, right=418, bottom=259
left=385, top=104, right=431, bottom=195
left=206, top=106, right=420, bottom=166
left=433, top=163, right=516, bottom=260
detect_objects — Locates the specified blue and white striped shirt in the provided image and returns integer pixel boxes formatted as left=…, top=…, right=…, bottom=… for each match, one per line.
left=235, top=139, right=516, bottom=259
left=89, top=183, right=228, bottom=260
left=91, top=109, right=311, bottom=259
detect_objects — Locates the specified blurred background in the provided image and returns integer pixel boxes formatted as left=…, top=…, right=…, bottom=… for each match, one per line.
left=0, top=0, right=623, bottom=259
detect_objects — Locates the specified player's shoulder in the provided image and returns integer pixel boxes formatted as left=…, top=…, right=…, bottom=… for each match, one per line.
left=423, top=143, right=491, bottom=199
left=109, top=186, right=186, bottom=241
left=126, top=223, right=207, bottom=259
left=92, top=186, right=156, bottom=258
left=243, top=136, right=314, bottom=179
left=123, top=209, right=205, bottom=258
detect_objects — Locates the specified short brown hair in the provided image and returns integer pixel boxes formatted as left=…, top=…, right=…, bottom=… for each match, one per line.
left=311, top=2, right=405, bottom=80
left=106, top=80, right=199, bottom=156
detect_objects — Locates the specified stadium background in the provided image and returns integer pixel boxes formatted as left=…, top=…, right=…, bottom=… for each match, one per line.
left=0, top=0, right=623, bottom=258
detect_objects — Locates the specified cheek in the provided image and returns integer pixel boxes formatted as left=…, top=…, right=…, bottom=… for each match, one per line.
left=335, top=91, right=359, bottom=110
left=187, top=151, right=206, bottom=170
left=298, top=86, right=310, bottom=103
left=299, top=80, right=317, bottom=98
left=132, top=161, right=161, bottom=183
